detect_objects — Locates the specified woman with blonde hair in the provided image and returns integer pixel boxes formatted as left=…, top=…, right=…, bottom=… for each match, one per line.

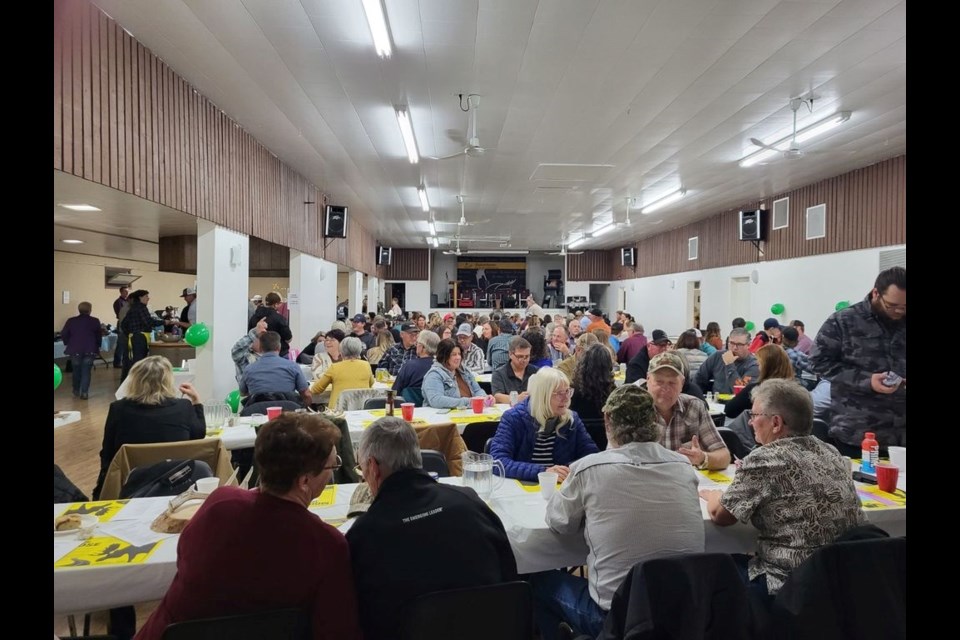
left=92, top=356, right=205, bottom=499
left=490, top=367, right=599, bottom=481
left=365, top=328, right=395, bottom=366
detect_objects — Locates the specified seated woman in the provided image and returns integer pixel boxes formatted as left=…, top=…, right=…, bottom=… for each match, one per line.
left=490, top=367, right=599, bottom=481
left=365, top=327, right=395, bottom=366
left=524, top=330, right=553, bottom=368
left=311, top=328, right=346, bottom=378
left=570, top=344, right=615, bottom=423
left=701, top=379, right=864, bottom=600
left=136, top=413, right=362, bottom=640
left=92, top=356, right=205, bottom=499
left=309, top=336, right=374, bottom=409
left=422, top=338, right=490, bottom=409
left=723, top=344, right=801, bottom=452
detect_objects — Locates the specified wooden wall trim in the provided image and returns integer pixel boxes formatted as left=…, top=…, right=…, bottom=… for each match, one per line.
left=605, top=155, right=906, bottom=281
left=54, top=0, right=377, bottom=276
left=377, top=249, right=431, bottom=281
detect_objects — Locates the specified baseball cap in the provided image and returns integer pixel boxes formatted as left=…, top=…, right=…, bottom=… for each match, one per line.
left=456, top=323, right=473, bottom=336
left=648, top=351, right=686, bottom=377
left=763, top=318, right=781, bottom=330
left=602, top=385, right=656, bottom=429
left=399, top=322, right=420, bottom=333
left=650, top=329, right=670, bottom=344
left=250, top=294, right=262, bottom=302
left=351, top=314, right=367, bottom=323
left=588, top=308, right=604, bottom=318
left=180, top=287, right=196, bottom=297
left=443, top=312, right=455, bottom=321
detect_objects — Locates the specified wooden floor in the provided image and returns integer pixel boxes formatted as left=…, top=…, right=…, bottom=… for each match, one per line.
left=54, top=364, right=160, bottom=638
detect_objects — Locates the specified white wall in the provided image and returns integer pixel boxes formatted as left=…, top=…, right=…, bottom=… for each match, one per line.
left=385, top=280, right=431, bottom=315
left=616, top=245, right=905, bottom=338
left=526, top=252, right=564, bottom=304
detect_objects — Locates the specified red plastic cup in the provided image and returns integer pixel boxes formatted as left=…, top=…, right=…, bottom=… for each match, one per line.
left=875, top=463, right=900, bottom=493
left=471, top=397, right=485, bottom=414
left=266, top=406, right=283, bottom=420
left=401, top=402, right=415, bottom=421
left=733, top=385, right=745, bottom=396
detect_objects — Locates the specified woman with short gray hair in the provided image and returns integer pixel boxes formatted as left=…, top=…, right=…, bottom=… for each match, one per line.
left=309, top=335, right=374, bottom=409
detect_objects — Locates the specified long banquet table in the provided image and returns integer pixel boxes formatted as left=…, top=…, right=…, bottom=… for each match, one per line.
left=52, top=465, right=905, bottom=615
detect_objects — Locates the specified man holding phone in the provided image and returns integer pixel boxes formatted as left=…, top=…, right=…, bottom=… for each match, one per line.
left=811, top=267, right=907, bottom=456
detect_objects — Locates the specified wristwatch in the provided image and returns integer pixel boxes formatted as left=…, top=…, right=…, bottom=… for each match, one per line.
left=697, top=453, right=709, bottom=470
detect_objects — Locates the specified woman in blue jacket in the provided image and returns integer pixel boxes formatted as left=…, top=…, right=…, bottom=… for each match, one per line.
left=422, top=339, right=491, bottom=409
left=490, top=367, right=599, bottom=481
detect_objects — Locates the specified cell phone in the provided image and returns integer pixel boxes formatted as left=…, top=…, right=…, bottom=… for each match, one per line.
left=434, top=408, right=452, bottom=414
left=882, top=371, right=902, bottom=388
left=852, top=471, right=877, bottom=484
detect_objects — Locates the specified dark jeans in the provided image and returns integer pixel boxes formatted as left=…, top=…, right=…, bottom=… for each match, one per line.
left=120, top=333, right=149, bottom=382
left=732, top=554, right=774, bottom=607
left=529, top=570, right=607, bottom=640
left=70, top=354, right=96, bottom=395
left=113, top=329, right=125, bottom=366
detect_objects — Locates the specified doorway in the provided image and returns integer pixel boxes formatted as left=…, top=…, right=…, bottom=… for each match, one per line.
left=730, top=277, right=751, bottom=324
left=687, top=281, right=701, bottom=329
left=385, top=282, right=406, bottom=314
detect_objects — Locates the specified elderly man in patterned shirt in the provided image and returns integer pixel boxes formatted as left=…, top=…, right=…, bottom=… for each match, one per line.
left=379, top=322, right=420, bottom=376
left=645, top=352, right=730, bottom=470
left=456, top=323, right=488, bottom=374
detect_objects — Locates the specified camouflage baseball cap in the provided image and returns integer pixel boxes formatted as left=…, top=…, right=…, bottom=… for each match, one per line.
left=648, top=351, right=686, bottom=377
left=601, top=385, right=655, bottom=427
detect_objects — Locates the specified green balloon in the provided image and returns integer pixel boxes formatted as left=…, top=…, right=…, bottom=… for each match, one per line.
left=835, top=300, right=850, bottom=311
left=54, top=363, right=63, bottom=390
left=745, top=321, right=756, bottom=332
left=770, top=303, right=785, bottom=315
left=184, top=322, right=210, bottom=347
left=225, top=389, right=241, bottom=414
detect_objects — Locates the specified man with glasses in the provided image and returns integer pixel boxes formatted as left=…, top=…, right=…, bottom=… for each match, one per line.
left=492, top=336, right=537, bottom=404
left=456, top=322, right=488, bottom=374
left=810, top=266, right=906, bottom=454
left=346, top=417, right=517, bottom=640
left=694, top=327, right=760, bottom=395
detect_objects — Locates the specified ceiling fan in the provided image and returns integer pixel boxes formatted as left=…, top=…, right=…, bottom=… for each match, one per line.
left=547, top=245, right=584, bottom=256
left=427, top=94, right=496, bottom=161
left=750, top=97, right=814, bottom=160
left=442, top=237, right=464, bottom=256
left=444, top=194, right=490, bottom=227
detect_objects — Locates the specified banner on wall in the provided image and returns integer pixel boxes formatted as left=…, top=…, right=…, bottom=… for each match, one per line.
left=456, top=257, right=527, bottom=293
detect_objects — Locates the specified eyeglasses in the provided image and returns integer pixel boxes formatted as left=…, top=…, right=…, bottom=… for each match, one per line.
left=878, top=297, right=907, bottom=313
left=729, top=341, right=748, bottom=348
left=746, top=411, right=777, bottom=420
left=324, top=455, right=343, bottom=471
left=511, top=353, right=531, bottom=360
left=553, top=388, right=574, bottom=399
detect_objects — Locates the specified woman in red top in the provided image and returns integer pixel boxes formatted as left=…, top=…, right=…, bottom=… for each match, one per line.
left=136, top=414, right=362, bottom=640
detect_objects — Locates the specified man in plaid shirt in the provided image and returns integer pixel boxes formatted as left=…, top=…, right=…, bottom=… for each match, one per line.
left=379, top=322, right=420, bottom=376
left=646, top=352, right=730, bottom=471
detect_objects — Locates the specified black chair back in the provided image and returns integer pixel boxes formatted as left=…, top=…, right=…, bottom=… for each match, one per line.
left=161, top=608, right=309, bottom=640
left=363, top=397, right=394, bottom=410
left=461, top=421, right=500, bottom=453
left=717, top=426, right=753, bottom=461
left=399, top=582, right=532, bottom=640
left=580, top=418, right=607, bottom=451
left=812, top=417, right=831, bottom=443
left=420, top=449, right=448, bottom=477
left=239, top=400, right=302, bottom=417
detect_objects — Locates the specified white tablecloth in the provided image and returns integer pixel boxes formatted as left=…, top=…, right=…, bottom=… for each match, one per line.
left=54, top=335, right=118, bottom=359
left=53, top=469, right=906, bottom=614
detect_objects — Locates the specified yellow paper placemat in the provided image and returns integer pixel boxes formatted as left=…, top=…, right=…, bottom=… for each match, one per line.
left=698, top=470, right=733, bottom=484
left=55, top=536, right=164, bottom=568
left=515, top=479, right=561, bottom=492
left=309, top=485, right=337, bottom=508
left=857, top=485, right=906, bottom=509
left=444, top=410, right=504, bottom=425
left=57, top=501, right=129, bottom=523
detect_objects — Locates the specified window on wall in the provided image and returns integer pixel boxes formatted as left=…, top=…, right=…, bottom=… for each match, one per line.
left=688, top=237, right=699, bottom=260
left=772, top=197, right=789, bottom=229
left=806, top=204, right=826, bottom=240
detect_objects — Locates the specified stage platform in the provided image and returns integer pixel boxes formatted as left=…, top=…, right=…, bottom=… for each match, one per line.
left=422, top=308, right=570, bottom=317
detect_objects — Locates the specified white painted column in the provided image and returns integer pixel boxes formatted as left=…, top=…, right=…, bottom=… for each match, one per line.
left=289, top=251, right=337, bottom=346
left=367, top=276, right=380, bottom=315
left=349, top=270, right=364, bottom=318
left=195, top=220, right=249, bottom=402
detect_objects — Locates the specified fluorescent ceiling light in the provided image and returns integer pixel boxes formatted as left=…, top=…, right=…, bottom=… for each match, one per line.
left=60, top=239, right=84, bottom=244
left=428, top=221, right=436, bottom=236
left=418, top=186, right=430, bottom=212
left=740, top=111, right=851, bottom=168
left=640, top=189, right=686, bottom=214
left=465, top=250, right=529, bottom=255
left=592, top=223, right=616, bottom=237
left=361, top=0, right=392, bottom=58
left=568, top=236, right=587, bottom=249
left=396, top=108, right=419, bottom=164
left=59, top=203, right=101, bottom=212
left=431, top=237, right=439, bottom=248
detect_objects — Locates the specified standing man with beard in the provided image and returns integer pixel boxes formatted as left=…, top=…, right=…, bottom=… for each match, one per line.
left=810, top=267, right=906, bottom=455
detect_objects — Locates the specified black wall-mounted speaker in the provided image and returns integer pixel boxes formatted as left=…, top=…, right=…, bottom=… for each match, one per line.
left=621, top=247, right=636, bottom=267
left=324, top=205, right=348, bottom=238
left=739, top=209, right=766, bottom=241
left=377, top=246, right=392, bottom=266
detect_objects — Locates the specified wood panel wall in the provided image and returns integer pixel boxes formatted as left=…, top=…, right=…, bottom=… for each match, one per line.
left=605, top=155, right=906, bottom=281
left=53, top=0, right=377, bottom=276
left=567, top=251, right=613, bottom=282
left=378, top=249, right=430, bottom=281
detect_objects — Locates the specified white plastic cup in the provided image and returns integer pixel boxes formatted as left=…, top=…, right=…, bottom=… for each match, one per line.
left=887, top=446, right=906, bottom=473
left=195, top=477, right=220, bottom=493
left=538, top=471, right=559, bottom=500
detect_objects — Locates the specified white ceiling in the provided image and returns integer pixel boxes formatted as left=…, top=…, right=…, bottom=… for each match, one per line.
left=83, top=0, right=906, bottom=252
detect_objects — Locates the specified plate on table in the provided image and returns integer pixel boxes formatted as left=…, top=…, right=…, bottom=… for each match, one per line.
left=54, top=514, right=98, bottom=537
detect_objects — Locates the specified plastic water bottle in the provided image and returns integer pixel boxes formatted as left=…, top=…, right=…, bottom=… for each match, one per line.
left=510, top=391, right=519, bottom=407
left=860, top=432, right=879, bottom=474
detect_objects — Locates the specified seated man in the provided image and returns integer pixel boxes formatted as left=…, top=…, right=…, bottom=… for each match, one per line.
left=491, top=336, right=537, bottom=404
left=239, top=331, right=312, bottom=406
left=136, top=413, right=361, bottom=640
left=380, top=321, right=421, bottom=376
left=532, top=385, right=705, bottom=639
left=456, top=323, right=488, bottom=374
left=694, top=328, right=759, bottom=394
left=347, top=417, right=517, bottom=640
left=391, top=330, right=440, bottom=403
left=647, top=352, right=730, bottom=470
left=230, top=318, right=267, bottom=385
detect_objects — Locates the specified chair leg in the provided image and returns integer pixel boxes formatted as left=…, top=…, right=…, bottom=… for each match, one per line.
left=67, top=614, right=78, bottom=637
left=84, top=612, right=92, bottom=636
